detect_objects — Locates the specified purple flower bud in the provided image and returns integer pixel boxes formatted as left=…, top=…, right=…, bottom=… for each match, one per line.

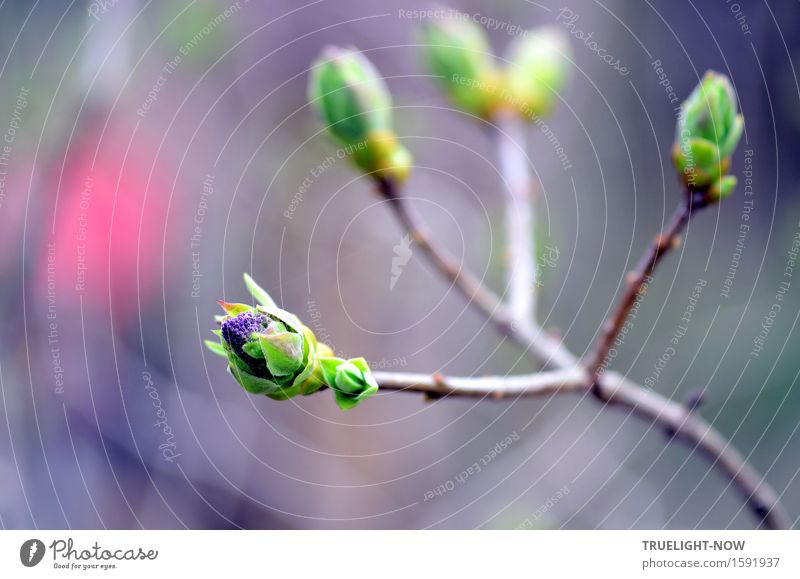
left=221, top=311, right=267, bottom=358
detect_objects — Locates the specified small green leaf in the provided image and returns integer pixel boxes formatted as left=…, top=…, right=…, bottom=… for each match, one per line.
left=257, top=305, right=304, bottom=335
left=348, top=357, right=370, bottom=373
left=334, top=362, right=365, bottom=394
left=319, top=356, right=345, bottom=386
left=333, top=390, right=362, bottom=410
left=229, top=365, right=280, bottom=395
left=257, top=332, right=304, bottom=377
left=264, top=319, right=287, bottom=334
left=204, top=339, right=227, bottom=357
left=242, top=341, right=266, bottom=359
left=331, top=380, right=378, bottom=410
left=243, top=273, right=277, bottom=308
left=688, top=138, right=719, bottom=169
left=719, top=114, right=744, bottom=158
left=217, top=300, right=252, bottom=316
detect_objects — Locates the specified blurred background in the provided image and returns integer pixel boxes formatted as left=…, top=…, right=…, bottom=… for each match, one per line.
left=0, top=0, right=799, bottom=529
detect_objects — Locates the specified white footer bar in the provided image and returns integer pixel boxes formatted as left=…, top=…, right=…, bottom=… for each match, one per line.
left=1, top=530, right=798, bottom=578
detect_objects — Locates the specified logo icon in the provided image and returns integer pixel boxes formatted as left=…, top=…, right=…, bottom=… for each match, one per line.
left=20, top=539, right=45, bottom=567
left=390, top=234, right=413, bottom=291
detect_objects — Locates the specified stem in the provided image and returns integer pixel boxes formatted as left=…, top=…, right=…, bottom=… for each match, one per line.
left=587, top=196, right=696, bottom=383
left=379, top=180, right=507, bottom=331
left=374, top=367, right=588, bottom=399
left=496, top=112, right=536, bottom=321
left=377, top=180, right=790, bottom=529
left=597, top=372, right=791, bottom=529
left=377, top=178, right=575, bottom=370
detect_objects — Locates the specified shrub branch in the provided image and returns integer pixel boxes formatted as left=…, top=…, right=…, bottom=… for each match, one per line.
left=374, top=178, right=791, bottom=530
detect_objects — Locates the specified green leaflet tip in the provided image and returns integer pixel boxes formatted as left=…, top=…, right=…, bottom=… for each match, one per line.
left=204, top=339, right=227, bottom=357
left=243, top=273, right=277, bottom=308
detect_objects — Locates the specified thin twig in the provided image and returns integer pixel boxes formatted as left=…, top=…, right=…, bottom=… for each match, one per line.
left=374, top=367, right=588, bottom=399
left=376, top=179, right=791, bottom=529
left=496, top=111, right=536, bottom=321
left=377, top=178, right=575, bottom=370
left=597, top=371, right=791, bottom=529
left=587, top=194, right=699, bottom=383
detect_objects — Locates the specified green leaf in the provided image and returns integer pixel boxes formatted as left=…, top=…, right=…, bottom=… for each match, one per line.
left=688, top=138, right=719, bottom=169
left=334, top=362, right=366, bottom=394
left=362, top=369, right=379, bottom=393
left=331, top=377, right=378, bottom=410
left=264, top=320, right=287, bottom=334
left=265, top=383, right=303, bottom=401
left=227, top=348, right=255, bottom=376
left=348, top=357, right=371, bottom=373
left=319, top=356, right=345, bottom=386
left=257, top=332, right=304, bottom=377
left=719, top=114, right=743, bottom=158
left=204, top=339, right=227, bottom=357
left=333, top=390, right=362, bottom=410
left=242, top=341, right=266, bottom=359
left=243, top=273, right=277, bottom=308
left=217, top=300, right=252, bottom=316
left=257, top=305, right=304, bottom=335
left=228, top=365, right=280, bottom=395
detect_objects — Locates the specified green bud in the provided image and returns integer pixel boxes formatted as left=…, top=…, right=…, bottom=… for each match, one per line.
left=319, top=357, right=379, bottom=410
left=206, top=274, right=326, bottom=400
left=206, top=274, right=378, bottom=410
left=309, top=46, right=412, bottom=183
left=503, top=26, right=571, bottom=118
left=418, top=12, right=501, bottom=118
left=673, top=71, right=744, bottom=195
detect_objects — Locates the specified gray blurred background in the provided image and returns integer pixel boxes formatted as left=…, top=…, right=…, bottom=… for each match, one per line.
left=0, top=0, right=799, bottom=529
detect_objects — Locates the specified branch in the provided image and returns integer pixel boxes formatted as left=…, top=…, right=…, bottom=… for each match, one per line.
left=378, top=179, right=507, bottom=331
left=377, top=178, right=576, bottom=370
left=496, top=111, right=536, bottom=321
left=587, top=193, right=699, bottom=383
left=598, top=371, right=792, bottom=530
left=374, top=367, right=588, bottom=399
left=377, top=179, right=790, bottom=529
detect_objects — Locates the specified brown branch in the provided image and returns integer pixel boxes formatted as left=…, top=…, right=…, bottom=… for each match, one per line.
left=597, top=372, right=792, bottom=530
left=375, top=179, right=791, bottom=530
left=373, top=367, right=588, bottom=400
left=587, top=194, right=699, bottom=383
left=376, top=178, right=576, bottom=370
